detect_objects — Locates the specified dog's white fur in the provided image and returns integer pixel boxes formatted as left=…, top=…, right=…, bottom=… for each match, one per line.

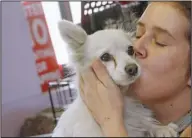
left=52, top=20, right=178, bottom=137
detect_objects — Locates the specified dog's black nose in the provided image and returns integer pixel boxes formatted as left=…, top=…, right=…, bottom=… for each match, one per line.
left=125, top=64, right=138, bottom=76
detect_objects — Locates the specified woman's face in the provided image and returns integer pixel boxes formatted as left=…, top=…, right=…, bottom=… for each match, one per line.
left=130, top=2, right=190, bottom=102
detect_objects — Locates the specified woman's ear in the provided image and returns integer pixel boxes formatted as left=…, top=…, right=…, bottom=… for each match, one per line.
left=187, top=78, right=191, bottom=87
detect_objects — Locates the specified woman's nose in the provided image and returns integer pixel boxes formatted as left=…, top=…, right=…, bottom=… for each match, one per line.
left=134, top=38, right=148, bottom=59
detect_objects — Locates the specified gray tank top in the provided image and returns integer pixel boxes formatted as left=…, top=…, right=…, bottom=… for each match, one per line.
left=174, top=111, right=191, bottom=135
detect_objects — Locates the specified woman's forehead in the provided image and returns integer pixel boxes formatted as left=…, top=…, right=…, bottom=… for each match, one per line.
left=138, top=2, right=189, bottom=40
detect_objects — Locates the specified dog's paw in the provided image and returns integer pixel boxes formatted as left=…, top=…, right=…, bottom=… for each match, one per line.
left=154, top=123, right=178, bottom=137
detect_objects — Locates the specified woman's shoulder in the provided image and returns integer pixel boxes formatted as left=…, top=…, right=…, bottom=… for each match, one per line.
left=180, top=125, right=191, bottom=137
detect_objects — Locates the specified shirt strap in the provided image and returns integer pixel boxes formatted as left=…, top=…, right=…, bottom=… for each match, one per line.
left=174, top=111, right=191, bottom=135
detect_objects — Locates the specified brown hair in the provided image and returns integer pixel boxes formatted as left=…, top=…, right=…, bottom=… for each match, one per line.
left=174, top=2, right=191, bottom=77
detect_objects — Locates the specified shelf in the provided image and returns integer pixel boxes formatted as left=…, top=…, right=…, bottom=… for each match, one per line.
left=30, top=133, right=52, bottom=137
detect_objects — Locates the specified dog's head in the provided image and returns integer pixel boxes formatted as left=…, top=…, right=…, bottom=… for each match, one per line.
left=58, top=20, right=141, bottom=86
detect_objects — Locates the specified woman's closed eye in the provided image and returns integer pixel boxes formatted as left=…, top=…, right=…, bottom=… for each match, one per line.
left=154, top=41, right=167, bottom=47
left=153, top=37, right=168, bottom=47
left=136, top=35, right=168, bottom=47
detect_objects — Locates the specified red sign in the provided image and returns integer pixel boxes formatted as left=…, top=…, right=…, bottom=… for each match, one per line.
left=21, top=1, right=61, bottom=93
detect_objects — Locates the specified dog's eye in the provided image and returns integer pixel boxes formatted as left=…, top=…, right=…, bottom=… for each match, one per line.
left=127, top=46, right=134, bottom=56
left=100, top=53, right=112, bottom=62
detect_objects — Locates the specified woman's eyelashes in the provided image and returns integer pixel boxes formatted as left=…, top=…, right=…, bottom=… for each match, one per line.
left=152, top=38, right=167, bottom=47
left=135, top=34, right=168, bottom=47
left=135, top=35, right=141, bottom=39
left=155, top=41, right=167, bottom=47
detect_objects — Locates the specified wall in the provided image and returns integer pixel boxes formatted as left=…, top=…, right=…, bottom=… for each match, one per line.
left=2, top=2, right=59, bottom=137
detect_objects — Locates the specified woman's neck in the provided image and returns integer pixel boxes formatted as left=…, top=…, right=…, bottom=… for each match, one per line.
left=145, top=87, right=191, bottom=125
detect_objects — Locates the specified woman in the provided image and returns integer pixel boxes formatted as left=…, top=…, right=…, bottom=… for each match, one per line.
left=80, top=1, right=191, bottom=137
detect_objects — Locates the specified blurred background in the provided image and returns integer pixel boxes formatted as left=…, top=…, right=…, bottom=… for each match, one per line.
left=1, top=1, right=148, bottom=137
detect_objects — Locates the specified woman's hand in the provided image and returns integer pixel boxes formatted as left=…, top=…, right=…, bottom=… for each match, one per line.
left=79, top=59, right=128, bottom=137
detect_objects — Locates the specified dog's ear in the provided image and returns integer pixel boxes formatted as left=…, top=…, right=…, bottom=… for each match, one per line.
left=58, top=20, right=87, bottom=46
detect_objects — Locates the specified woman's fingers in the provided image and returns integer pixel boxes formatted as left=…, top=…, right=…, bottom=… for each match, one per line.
left=81, top=67, right=97, bottom=89
left=92, top=59, right=115, bottom=88
left=77, top=59, right=124, bottom=132
left=80, top=68, right=100, bottom=103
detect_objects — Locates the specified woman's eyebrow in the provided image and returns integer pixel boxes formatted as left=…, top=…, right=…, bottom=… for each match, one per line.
left=137, top=21, right=175, bottom=40
left=153, top=27, right=176, bottom=40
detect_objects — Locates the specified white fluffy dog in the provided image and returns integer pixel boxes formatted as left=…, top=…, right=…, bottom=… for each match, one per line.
left=52, top=20, right=178, bottom=137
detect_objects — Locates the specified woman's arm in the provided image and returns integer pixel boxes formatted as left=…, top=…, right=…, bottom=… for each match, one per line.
left=101, top=116, right=128, bottom=137
left=79, top=59, right=128, bottom=137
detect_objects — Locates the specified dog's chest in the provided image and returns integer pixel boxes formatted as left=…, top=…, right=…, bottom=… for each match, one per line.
left=123, top=97, right=153, bottom=136
left=73, top=97, right=151, bottom=137
left=69, top=98, right=103, bottom=137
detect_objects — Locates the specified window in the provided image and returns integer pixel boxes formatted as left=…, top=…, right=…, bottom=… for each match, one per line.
left=69, top=2, right=81, bottom=24
left=42, top=2, right=69, bottom=65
